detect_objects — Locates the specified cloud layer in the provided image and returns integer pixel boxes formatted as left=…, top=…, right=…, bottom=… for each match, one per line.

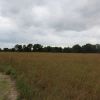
left=0, top=0, right=100, bottom=48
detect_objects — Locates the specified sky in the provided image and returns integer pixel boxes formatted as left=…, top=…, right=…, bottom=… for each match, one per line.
left=0, top=0, right=100, bottom=48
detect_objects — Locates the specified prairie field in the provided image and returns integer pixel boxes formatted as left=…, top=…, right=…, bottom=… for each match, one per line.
left=0, top=52, right=100, bottom=100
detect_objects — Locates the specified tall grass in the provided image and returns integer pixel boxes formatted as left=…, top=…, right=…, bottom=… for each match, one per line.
left=0, top=52, right=100, bottom=100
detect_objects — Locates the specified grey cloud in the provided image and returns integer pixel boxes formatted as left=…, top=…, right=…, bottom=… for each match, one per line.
left=0, top=0, right=88, bottom=31
left=0, top=0, right=100, bottom=47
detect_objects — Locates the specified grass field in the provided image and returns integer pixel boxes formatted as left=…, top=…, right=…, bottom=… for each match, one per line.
left=0, top=52, right=100, bottom=100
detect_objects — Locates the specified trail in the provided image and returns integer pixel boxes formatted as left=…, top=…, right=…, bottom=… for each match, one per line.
left=0, top=73, right=18, bottom=100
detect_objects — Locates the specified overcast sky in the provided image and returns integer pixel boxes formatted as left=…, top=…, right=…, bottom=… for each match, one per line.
left=0, top=0, right=100, bottom=48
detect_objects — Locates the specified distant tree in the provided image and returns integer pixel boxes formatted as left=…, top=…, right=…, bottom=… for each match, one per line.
left=96, top=44, right=100, bottom=53
left=0, top=48, right=1, bottom=52
left=3, top=48, right=9, bottom=52
left=23, top=45, right=27, bottom=52
left=43, top=46, right=63, bottom=52
left=51, top=47, right=63, bottom=52
left=14, top=44, right=23, bottom=52
left=43, top=46, right=52, bottom=52
left=55, top=47, right=63, bottom=52
left=2, top=43, right=100, bottom=53
left=33, top=44, right=43, bottom=52
left=82, top=44, right=96, bottom=53
left=72, top=44, right=82, bottom=53
left=63, top=47, right=71, bottom=53
left=26, top=44, right=33, bottom=52
left=11, top=48, right=15, bottom=52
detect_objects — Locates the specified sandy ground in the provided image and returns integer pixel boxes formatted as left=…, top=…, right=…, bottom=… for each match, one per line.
left=0, top=73, right=18, bottom=100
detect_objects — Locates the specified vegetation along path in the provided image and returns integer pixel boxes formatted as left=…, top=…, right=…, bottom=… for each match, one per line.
left=0, top=73, right=18, bottom=100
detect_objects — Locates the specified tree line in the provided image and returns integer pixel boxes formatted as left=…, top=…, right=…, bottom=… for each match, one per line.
left=1, top=43, right=100, bottom=53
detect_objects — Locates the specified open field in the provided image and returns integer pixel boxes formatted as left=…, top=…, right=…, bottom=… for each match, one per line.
left=0, top=52, right=100, bottom=100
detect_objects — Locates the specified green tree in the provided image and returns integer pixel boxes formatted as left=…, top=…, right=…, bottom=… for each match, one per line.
left=72, top=44, right=82, bottom=53
left=27, top=44, right=33, bottom=52
left=33, top=44, right=43, bottom=52
left=15, top=44, right=23, bottom=51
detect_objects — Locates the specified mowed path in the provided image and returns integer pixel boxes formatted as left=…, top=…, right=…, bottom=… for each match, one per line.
left=0, top=73, right=18, bottom=100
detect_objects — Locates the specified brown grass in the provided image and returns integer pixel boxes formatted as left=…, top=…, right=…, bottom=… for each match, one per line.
left=0, top=73, right=18, bottom=100
left=0, top=52, right=100, bottom=100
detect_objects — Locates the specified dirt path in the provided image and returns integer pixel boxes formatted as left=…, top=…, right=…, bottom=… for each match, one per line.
left=0, top=73, right=18, bottom=100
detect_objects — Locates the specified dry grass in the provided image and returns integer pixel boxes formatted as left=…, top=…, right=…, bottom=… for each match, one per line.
left=0, top=52, right=100, bottom=100
left=0, top=73, right=18, bottom=100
